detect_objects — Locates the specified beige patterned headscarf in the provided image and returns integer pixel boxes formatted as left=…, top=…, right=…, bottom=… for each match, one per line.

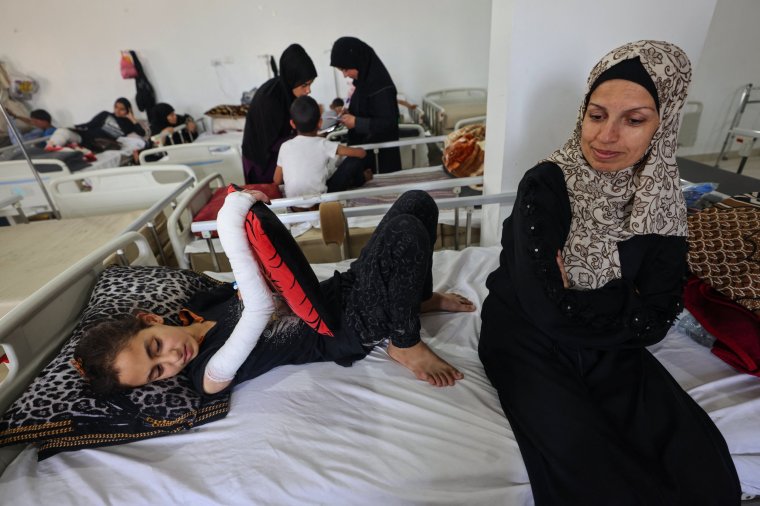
left=546, top=40, right=692, bottom=290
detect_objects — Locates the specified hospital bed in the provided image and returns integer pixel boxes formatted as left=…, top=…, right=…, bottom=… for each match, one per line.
left=171, top=168, right=488, bottom=269
left=0, top=237, right=758, bottom=504
left=418, top=88, right=488, bottom=136
left=0, top=173, right=195, bottom=318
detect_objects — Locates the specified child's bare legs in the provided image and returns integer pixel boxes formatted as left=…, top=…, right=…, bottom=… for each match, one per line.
left=387, top=340, right=463, bottom=387
left=387, top=292, right=473, bottom=386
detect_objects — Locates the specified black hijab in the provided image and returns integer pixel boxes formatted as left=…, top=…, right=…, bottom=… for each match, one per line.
left=115, top=97, right=132, bottom=114
left=330, top=37, right=394, bottom=94
left=242, top=44, right=317, bottom=166
left=150, top=103, right=175, bottom=133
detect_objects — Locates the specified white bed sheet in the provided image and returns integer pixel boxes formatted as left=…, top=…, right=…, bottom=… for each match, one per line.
left=1, top=247, right=758, bottom=504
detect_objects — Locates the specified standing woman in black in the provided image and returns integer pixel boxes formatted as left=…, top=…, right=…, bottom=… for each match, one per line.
left=330, top=37, right=401, bottom=173
left=479, top=40, right=740, bottom=505
left=242, top=44, right=317, bottom=183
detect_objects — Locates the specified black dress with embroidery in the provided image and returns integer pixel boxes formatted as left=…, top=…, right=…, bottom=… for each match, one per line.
left=478, top=162, right=740, bottom=505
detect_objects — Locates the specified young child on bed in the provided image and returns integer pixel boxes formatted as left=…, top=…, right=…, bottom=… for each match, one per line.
left=75, top=188, right=475, bottom=396
left=273, top=95, right=371, bottom=203
left=9, top=109, right=56, bottom=145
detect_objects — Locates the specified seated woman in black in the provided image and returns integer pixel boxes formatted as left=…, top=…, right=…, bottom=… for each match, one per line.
left=73, top=97, right=146, bottom=151
left=478, top=40, right=740, bottom=505
left=241, top=44, right=317, bottom=183
left=149, top=103, right=198, bottom=146
left=330, top=37, right=401, bottom=174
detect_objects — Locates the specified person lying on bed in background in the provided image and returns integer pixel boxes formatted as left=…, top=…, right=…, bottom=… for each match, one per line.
left=8, top=108, right=56, bottom=145
left=242, top=44, right=318, bottom=184
left=149, top=102, right=198, bottom=146
left=273, top=96, right=371, bottom=205
left=478, top=40, right=741, bottom=505
left=47, top=97, right=146, bottom=155
left=76, top=189, right=475, bottom=396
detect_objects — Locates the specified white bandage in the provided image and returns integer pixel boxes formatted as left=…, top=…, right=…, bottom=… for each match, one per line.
left=205, top=191, right=274, bottom=383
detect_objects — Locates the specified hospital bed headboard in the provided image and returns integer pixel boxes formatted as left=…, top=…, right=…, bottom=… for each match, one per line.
left=139, top=142, right=244, bottom=186
left=0, top=159, right=70, bottom=217
left=48, top=165, right=196, bottom=219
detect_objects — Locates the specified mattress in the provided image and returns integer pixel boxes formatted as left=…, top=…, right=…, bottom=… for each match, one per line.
left=0, top=210, right=143, bottom=318
left=1, top=247, right=757, bottom=504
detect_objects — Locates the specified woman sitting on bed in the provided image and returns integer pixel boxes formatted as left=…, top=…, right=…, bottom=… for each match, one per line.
left=241, top=44, right=317, bottom=184
left=478, top=40, right=741, bottom=505
left=149, top=102, right=198, bottom=146
left=48, top=97, right=146, bottom=154
left=330, top=37, right=401, bottom=174
left=76, top=190, right=475, bottom=396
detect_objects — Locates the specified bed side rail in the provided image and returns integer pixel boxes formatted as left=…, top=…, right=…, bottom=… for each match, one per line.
left=168, top=172, right=226, bottom=269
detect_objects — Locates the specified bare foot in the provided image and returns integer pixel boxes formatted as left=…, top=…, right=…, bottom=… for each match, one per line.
left=363, top=168, right=374, bottom=182
left=387, top=341, right=463, bottom=387
left=420, top=292, right=476, bottom=313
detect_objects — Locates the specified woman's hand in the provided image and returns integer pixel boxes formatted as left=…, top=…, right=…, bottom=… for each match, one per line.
left=187, top=118, right=197, bottom=133
left=340, top=113, right=356, bottom=129
left=127, top=111, right=138, bottom=123
left=556, top=250, right=570, bottom=289
left=162, top=127, right=175, bottom=134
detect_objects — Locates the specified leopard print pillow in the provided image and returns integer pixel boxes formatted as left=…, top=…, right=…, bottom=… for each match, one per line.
left=0, top=265, right=231, bottom=459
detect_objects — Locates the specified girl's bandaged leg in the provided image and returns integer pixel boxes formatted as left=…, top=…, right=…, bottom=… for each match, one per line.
left=205, top=191, right=274, bottom=383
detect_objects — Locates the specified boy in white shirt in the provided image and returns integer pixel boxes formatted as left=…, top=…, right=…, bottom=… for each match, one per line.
left=274, top=96, right=370, bottom=202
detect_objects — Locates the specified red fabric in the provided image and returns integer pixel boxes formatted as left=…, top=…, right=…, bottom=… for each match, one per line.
left=243, top=206, right=333, bottom=336
left=684, top=275, right=760, bottom=376
left=193, top=184, right=282, bottom=237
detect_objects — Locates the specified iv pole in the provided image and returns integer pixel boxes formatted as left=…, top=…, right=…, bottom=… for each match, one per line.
left=0, top=90, right=61, bottom=219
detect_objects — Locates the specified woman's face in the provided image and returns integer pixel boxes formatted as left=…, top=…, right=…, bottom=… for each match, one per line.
left=113, top=101, right=129, bottom=118
left=292, top=79, right=314, bottom=98
left=113, top=314, right=201, bottom=388
left=167, top=112, right=178, bottom=125
left=580, top=79, right=659, bottom=172
left=338, top=68, right=359, bottom=80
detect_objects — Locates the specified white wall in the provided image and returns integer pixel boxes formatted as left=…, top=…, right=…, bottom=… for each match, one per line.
left=677, top=0, right=760, bottom=157
left=481, top=0, right=718, bottom=245
left=0, top=0, right=491, bottom=127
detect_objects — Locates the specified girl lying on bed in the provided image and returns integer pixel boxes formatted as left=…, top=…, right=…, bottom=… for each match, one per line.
left=76, top=189, right=474, bottom=396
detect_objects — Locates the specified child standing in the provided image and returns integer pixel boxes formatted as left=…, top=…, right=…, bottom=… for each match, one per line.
left=274, top=96, right=371, bottom=200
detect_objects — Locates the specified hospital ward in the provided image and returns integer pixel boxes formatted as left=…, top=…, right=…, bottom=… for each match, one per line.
left=1, top=0, right=760, bottom=504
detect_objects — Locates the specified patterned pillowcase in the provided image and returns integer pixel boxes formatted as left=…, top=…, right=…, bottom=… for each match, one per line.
left=0, top=265, right=231, bottom=460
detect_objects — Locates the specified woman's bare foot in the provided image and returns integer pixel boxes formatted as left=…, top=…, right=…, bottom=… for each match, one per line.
left=421, top=292, right=476, bottom=313
left=387, top=341, right=463, bottom=387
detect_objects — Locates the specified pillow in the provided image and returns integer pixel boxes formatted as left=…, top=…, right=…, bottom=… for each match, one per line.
left=243, top=198, right=336, bottom=336
left=442, top=134, right=485, bottom=177
left=193, top=184, right=283, bottom=237
left=0, top=265, right=230, bottom=460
